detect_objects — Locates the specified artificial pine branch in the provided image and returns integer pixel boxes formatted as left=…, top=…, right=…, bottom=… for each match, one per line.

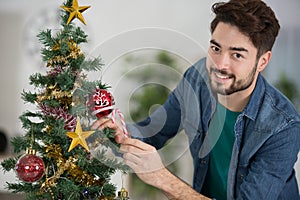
left=10, top=136, right=30, bottom=153
left=21, top=90, right=37, bottom=103
left=37, top=29, right=55, bottom=49
left=80, top=56, right=104, bottom=71
left=29, top=73, right=52, bottom=88
left=73, top=27, right=88, bottom=44
left=1, top=157, right=17, bottom=171
left=6, top=182, right=40, bottom=194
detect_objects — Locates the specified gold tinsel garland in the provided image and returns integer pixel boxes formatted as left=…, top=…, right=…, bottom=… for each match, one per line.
left=36, top=40, right=84, bottom=109
left=47, top=40, right=84, bottom=67
left=41, top=144, right=105, bottom=197
left=37, top=84, right=73, bottom=109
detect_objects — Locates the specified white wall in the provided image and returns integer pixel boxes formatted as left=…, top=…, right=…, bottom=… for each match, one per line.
left=0, top=0, right=299, bottom=194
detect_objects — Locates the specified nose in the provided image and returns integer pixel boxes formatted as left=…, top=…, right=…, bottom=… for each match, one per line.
left=214, top=54, right=230, bottom=70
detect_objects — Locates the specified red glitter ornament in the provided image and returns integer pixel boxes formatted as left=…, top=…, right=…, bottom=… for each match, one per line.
left=15, top=149, right=45, bottom=183
left=87, top=88, right=115, bottom=118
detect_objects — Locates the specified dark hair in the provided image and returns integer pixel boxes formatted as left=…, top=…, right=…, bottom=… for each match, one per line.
left=210, top=0, right=280, bottom=58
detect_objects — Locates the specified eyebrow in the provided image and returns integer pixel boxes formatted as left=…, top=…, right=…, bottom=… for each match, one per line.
left=210, top=39, right=249, bottom=53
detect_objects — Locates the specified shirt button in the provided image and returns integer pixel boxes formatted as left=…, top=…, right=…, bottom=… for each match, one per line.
left=201, top=160, right=207, bottom=164
left=240, top=174, right=244, bottom=180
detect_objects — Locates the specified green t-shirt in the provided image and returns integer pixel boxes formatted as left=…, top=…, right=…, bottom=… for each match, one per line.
left=201, top=103, right=241, bottom=200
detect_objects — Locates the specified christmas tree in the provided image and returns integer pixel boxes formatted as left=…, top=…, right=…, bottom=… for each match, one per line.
left=1, top=0, right=128, bottom=199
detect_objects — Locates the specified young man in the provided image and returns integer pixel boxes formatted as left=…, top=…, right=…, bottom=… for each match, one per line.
left=92, top=0, right=300, bottom=199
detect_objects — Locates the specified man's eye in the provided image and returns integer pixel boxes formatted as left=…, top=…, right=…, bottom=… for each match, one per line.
left=233, top=53, right=243, bottom=59
left=211, top=46, right=220, bottom=52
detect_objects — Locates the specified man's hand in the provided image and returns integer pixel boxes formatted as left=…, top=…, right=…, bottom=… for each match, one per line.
left=92, top=118, right=166, bottom=186
left=91, top=117, right=126, bottom=143
left=119, top=138, right=210, bottom=200
left=91, top=118, right=210, bottom=199
left=120, top=138, right=166, bottom=186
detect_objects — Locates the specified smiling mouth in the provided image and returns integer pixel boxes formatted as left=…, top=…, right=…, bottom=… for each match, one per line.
left=212, top=69, right=234, bottom=81
left=215, top=71, right=231, bottom=79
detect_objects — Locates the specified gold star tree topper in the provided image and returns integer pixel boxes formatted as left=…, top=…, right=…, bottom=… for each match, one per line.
left=67, top=118, right=94, bottom=152
left=60, top=0, right=91, bottom=25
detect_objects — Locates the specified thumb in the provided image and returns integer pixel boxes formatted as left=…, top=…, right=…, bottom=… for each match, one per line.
left=115, top=132, right=127, bottom=144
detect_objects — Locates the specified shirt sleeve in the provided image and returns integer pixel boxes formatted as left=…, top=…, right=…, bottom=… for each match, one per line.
left=126, top=85, right=183, bottom=150
left=127, top=57, right=210, bottom=150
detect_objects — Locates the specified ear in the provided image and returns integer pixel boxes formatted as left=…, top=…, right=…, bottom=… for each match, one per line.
left=257, top=51, right=272, bottom=72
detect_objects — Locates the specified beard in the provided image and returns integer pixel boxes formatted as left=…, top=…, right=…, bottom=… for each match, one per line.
left=207, top=64, right=257, bottom=96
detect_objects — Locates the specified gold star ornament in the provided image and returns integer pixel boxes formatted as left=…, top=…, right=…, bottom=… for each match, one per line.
left=67, top=118, right=94, bottom=152
left=60, top=0, right=91, bottom=25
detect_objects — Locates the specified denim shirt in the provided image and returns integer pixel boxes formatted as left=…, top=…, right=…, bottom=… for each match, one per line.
left=127, top=57, right=300, bottom=200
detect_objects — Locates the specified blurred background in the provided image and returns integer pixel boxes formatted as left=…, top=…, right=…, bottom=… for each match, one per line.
left=0, top=0, right=299, bottom=199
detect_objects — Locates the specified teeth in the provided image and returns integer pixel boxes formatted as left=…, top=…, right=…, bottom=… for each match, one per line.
left=215, top=72, right=230, bottom=79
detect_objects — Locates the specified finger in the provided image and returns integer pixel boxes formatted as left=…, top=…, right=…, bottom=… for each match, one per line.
left=120, top=143, right=147, bottom=155
left=123, top=153, right=147, bottom=174
left=115, top=133, right=127, bottom=144
left=93, top=118, right=120, bottom=131
left=123, top=152, right=140, bottom=165
left=122, top=138, right=156, bottom=152
left=123, top=152, right=163, bottom=174
left=91, top=118, right=128, bottom=144
left=91, top=117, right=111, bottom=130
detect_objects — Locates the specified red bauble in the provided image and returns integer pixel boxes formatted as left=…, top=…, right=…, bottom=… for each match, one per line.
left=15, top=153, right=45, bottom=183
left=87, top=89, right=115, bottom=118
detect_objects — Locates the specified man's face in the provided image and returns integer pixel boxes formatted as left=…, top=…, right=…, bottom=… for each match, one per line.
left=206, top=22, right=259, bottom=96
